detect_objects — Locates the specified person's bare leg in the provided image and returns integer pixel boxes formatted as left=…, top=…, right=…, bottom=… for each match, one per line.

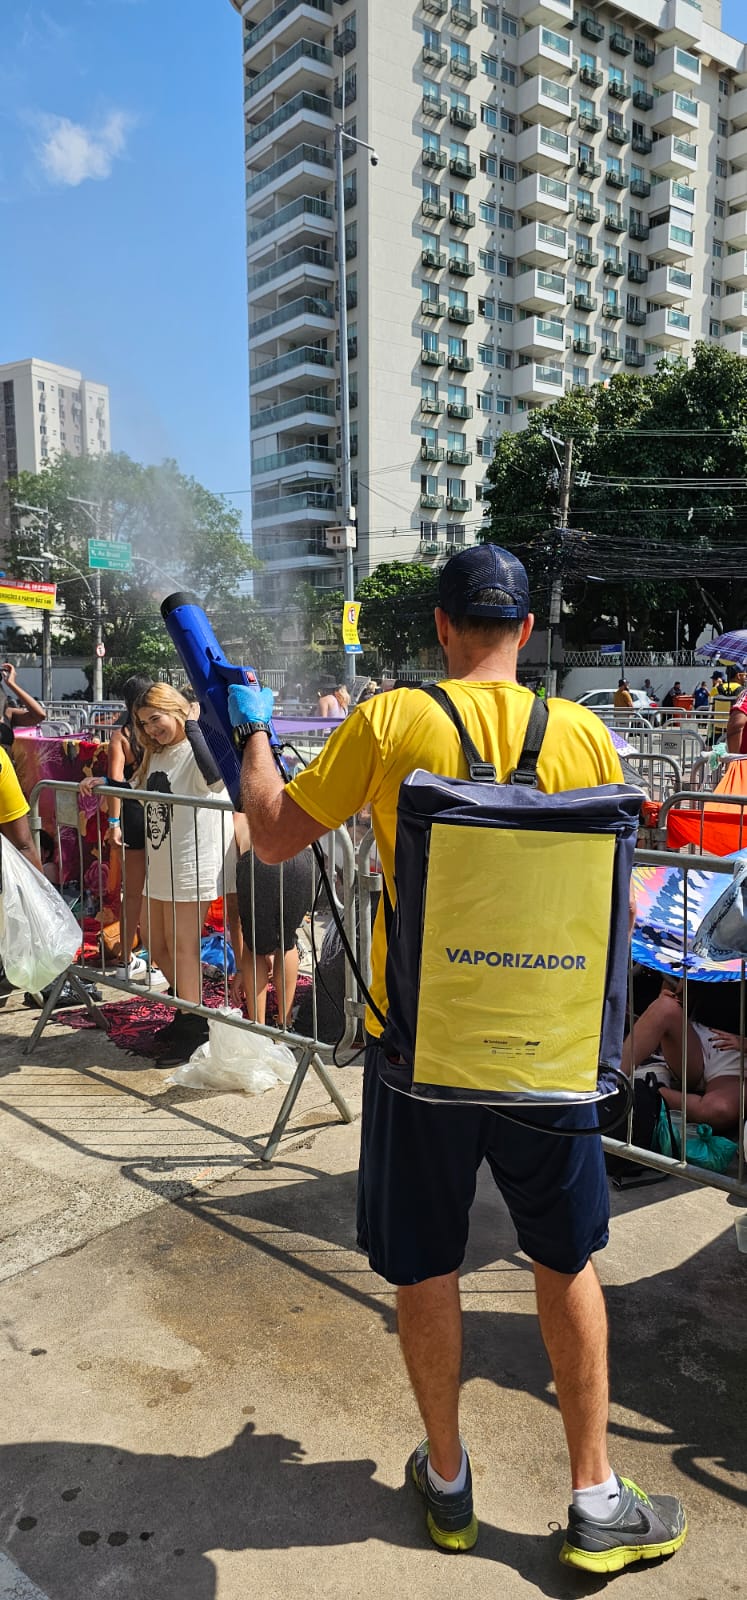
left=146, top=902, right=173, bottom=989
left=621, top=992, right=704, bottom=1088
left=172, top=900, right=211, bottom=1003
left=242, top=950, right=271, bottom=1024
left=123, top=849, right=145, bottom=959
left=534, top=1260, right=610, bottom=1489
left=274, top=944, right=299, bottom=1026
left=397, top=1272, right=463, bottom=1480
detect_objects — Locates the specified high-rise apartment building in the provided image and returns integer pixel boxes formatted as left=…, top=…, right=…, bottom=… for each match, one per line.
left=0, top=358, right=111, bottom=483
left=233, top=0, right=746, bottom=606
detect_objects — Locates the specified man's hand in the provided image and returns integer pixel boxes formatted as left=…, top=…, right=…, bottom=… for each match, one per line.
left=79, top=774, right=106, bottom=797
left=1, top=662, right=17, bottom=690
left=228, top=684, right=275, bottom=730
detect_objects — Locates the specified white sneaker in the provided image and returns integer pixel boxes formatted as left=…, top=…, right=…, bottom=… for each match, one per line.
left=116, top=956, right=169, bottom=991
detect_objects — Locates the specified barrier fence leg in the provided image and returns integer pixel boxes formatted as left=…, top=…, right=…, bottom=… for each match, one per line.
left=261, top=1047, right=353, bottom=1164
left=23, top=967, right=109, bottom=1056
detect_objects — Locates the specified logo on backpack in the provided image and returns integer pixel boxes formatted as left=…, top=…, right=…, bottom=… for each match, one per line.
left=445, top=947, right=587, bottom=970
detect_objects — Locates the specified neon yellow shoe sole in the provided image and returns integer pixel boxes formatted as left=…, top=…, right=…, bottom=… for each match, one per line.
left=409, top=1441, right=479, bottom=1553
left=559, top=1521, right=687, bottom=1573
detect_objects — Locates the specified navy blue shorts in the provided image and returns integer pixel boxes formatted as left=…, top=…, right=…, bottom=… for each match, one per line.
left=357, top=1038, right=610, bottom=1285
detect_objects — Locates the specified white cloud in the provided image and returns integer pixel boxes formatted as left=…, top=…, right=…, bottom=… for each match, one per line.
left=37, top=110, right=132, bottom=187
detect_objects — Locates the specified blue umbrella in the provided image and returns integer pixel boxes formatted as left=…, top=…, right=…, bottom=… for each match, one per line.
left=696, top=630, right=747, bottom=669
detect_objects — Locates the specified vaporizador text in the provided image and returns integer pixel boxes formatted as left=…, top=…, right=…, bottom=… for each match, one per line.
left=445, top=948, right=588, bottom=971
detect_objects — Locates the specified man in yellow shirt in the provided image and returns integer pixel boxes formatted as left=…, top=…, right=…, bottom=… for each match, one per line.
left=612, top=679, right=633, bottom=709
left=227, top=545, right=686, bottom=1575
left=0, top=746, right=42, bottom=870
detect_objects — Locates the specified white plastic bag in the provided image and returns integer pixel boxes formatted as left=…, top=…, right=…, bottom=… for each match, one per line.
left=0, top=835, right=81, bottom=991
left=165, top=1007, right=297, bottom=1094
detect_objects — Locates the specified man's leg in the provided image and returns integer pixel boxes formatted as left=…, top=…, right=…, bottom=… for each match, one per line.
left=533, top=1259, right=610, bottom=1489
left=397, top=1271, right=463, bottom=1481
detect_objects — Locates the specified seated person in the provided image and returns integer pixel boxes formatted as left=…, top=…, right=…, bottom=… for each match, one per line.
left=621, top=984, right=741, bottom=1134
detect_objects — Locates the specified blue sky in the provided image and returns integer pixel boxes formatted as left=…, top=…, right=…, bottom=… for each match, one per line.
left=0, top=0, right=744, bottom=536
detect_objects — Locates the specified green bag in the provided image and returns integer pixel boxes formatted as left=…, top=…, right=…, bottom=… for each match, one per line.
left=655, top=1102, right=738, bottom=1174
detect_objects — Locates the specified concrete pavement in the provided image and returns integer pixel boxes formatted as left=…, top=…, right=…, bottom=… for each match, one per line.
left=0, top=987, right=745, bottom=1599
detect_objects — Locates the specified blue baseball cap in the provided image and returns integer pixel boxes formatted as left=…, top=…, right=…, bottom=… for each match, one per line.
left=437, top=543, right=530, bottom=620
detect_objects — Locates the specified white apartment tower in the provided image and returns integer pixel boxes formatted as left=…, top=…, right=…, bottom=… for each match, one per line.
left=0, top=359, right=111, bottom=480
left=233, top=0, right=747, bottom=606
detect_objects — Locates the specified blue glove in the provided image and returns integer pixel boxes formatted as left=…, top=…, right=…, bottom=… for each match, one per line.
left=228, top=683, right=275, bottom=729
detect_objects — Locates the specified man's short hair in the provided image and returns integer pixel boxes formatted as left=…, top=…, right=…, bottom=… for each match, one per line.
left=446, top=588, right=524, bottom=640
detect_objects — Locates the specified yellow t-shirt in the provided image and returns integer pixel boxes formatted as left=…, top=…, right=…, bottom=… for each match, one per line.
left=287, top=681, right=623, bottom=1035
left=0, top=747, right=29, bottom=826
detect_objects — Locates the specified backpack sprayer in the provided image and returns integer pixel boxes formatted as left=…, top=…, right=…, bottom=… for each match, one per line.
left=161, top=593, right=636, bottom=1136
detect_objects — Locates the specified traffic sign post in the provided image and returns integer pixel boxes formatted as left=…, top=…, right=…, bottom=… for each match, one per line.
left=87, top=539, right=132, bottom=572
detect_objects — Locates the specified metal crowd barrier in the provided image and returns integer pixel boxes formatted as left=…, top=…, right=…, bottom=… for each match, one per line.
left=657, top=788, right=747, bottom=852
left=27, top=779, right=357, bottom=1161
left=622, top=751, right=682, bottom=804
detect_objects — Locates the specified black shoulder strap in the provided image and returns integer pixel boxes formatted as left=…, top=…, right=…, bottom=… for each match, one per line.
left=419, top=683, right=549, bottom=788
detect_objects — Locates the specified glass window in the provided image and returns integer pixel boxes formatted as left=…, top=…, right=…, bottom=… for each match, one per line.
left=579, top=96, right=594, bottom=118
left=422, top=378, right=438, bottom=401
left=478, top=342, right=494, bottom=363
left=710, top=319, right=721, bottom=336
left=502, top=12, right=518, bottom=37
left=482, top=53, right=498, bottom=78
left=496, top=302, right=513, bottom=323
left=573, top=366, right=589, bottom=387
left=609, top=64, right=623, bottom=85
left=451, top=40, right=470, bottom=67
left=501, top=63, right=516, bottom=85
left=448, top=334, right=467, bottom=357
left=448, top=382, right=467, bottom=403
left=499, top=158, right=516, bottom=182
left=498, top=207, right=514, bottom=229
left=422, top=426, right=438, bottom=448
left=580, top=51, right=595, bottom=71
left=424, top=26, right=441, bottom=50
left=479, top=200, right=496, bottom=223
left=479, top=247, right=496, bottom=270
left=477, top=391, right=493, bottom=411
left=482, top=4, right=499, bottom=24
left=481, top=151, right=497, bottom=175
left=481, top=104, right=498, bottom=127
left=716, top=158, right=727, bottom=178
left=498, top=255, right=513, bottom=277
left=448, top=430, right=465, bottom=450
left=714, top=240, right=723, bottom=259
left=422, top=328, right=439, bottom=352
left=718, top=116, right=728, bottom=137
left=478, top=295, right=495, bottom=317
left=715, top=199, right=725, bottom=219
left=500, top=111, right=516, bottom=134
left=495, top=348, right=511, bottom=369
left=423, top=129, right=441, bottom=152
left=423, top=179, right=440, bottom=202
left=719, top=77, right=730, bottom=96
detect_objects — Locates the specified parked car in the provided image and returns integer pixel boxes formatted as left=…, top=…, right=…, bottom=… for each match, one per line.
left=575, top=688, right=658, bottom=722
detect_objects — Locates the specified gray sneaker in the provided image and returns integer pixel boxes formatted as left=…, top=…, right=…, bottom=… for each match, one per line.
left=408, top=1438, right=478, bottom=1553
left=560, top=1475, right=687, bottom=1574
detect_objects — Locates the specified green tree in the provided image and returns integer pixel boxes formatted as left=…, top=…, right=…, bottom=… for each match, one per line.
left=355, top=561, right=439, bottom=668
left=482, top=343, right=747, bottom=649
left=5, top=452, right=257, bottom=685
left=291, top=584, right=345, bottom=647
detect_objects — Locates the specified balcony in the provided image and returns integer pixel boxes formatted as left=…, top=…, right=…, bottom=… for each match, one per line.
left=421, top=442, right=446, bottom=461
left=625, top=349, right=646, bottom=366
left=450, top=3, right=477, bottom=26
left=246, top=140, right=332, bottom=200
left=244, top=1, right=333, bottom=61
left=632, top=132, right=653, bottom=154
left=605, top=210, right=627, bottom=232
left=421, top=298, right=447, bottom=317
left=449, top=205, right=475, bottom=226
left=248, top=243, right=333, bottom=292
left=630, top=176, right=651, bottom=197
left=578, top=112, right=602, bottom=133
left=423, top=43, right=448, bottom=68
left=450, top=53, right=477, bottom=78
left=447, top=447, right=472, bottom=465
left=449, top=154, right=476, bottom=178
left=647, top=263, right=693, bottom=302
left=251, top=442, right=335, bottom=480
left=579, top=65, right=604, bottom=88
left=647, top=306, right=692, bottom=346
left=449, top=256, right=475, bottom=276
left=720, top=288, right=747, bottom=327
left=626, top=307, right=647, bottom=325
left=650, top=134, right=696, bottom=178
left=653, top=45, right=701, bottom=94
left=722, top=252, right=747, bottom=291
left=513, top=360, right=566, bottom=399
left=721, top=328, right=747, bottom=357
left=573, top=337, right=596, bottom=354
left=577, top=157, right=601, bottom=177
left=580, top=16, right=604, bottom=40
left=605, top=168, right=628, bottom=188
left=513, top=266, right=566, bottom=311
left=519, top=0, right=574, bottom=26
left=422, top=246, right=447, bottom=268
left=629, top=220, right=650, bottom=240
left=513, top=313, right=566, bottom=356
left=448, top=303, right=475, bottom=323
left=601, top=344, right=623, bottom=360
left=607, top=123, right=630, bottom=145
left=610, top=30, right=633, bottom=55
left=421, top=396, right=445, bottom=414
left=450, top=104, right=477, bottom=129
left=251, top=392, right=336, bottom=431
left=603, top=255, right=625, bottom=275
left=576, top=201, right=599, bottom=223
left=574, top=292, right=597, bottom=310
left=422, top=197, right=447, bottom=219
left=627, top=262, right=648, bottom=282
left=652, top=89, right=698, bottom=136
left=421, top=347, right=444, bottom=365
left=518, top=75, right=573, bottom=125
left=446, top=494, right=472, bottom=511
left=244, top=39, right=333, bottom=110
left=608, top=79, right=631, bottom=101
left=423, top=0, right=448, bottom=11
left=516, top=172, right=570, bottom=219
left=249, top=293, right=334, bottom=342
left=247, top=193, right=334, bottom=249
left=516, top=123, right=571, bottom=173
left=602, top=300, right=622, bottom=318
left=658, top=0, right=703, bottom=49
left=250, top=344, right=335, bottom=392
left=448, top=400, right=473, bottom=418
left=448, top=351, right=474, bottom=370
left=727, top=128, right=747, bottom=172
left=333, top=23, right=356, bottom=53
left=422, top=146, right=447, bottom=168
left=518, top=25, right=573, bottom=80
left=634, top=40, right=656, bottom=68
left=252, top=489, right=336, bottom=526
left=575, top=246, right=598, bottom=266
left=727, top=167, right=747, bottom=209
left=246, top=90, right=333, bottom=152
left=646, top=221, right=694, bottom=260
left=732, top=87, right=747, bottom=132
left=420, top=492, right=445, bottom=510
left=633, top=89, right=654, bottom=111
left=515, top=219, right=568, bottom=264
left=420, top=539, right=445, bottom=556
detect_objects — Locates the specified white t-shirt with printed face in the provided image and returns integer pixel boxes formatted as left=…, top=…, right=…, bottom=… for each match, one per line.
left=139, top=736, right=232, bottom=903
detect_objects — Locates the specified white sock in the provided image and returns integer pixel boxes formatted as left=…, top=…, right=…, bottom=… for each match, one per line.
left=427, top=1446, right=467, bottom=1496
left=572, top=1471, right=621, bottom=1523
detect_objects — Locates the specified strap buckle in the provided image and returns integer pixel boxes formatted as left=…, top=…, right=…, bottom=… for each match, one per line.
left=469, top=761, right=497, bottom=783
left=508, top=767, right=539, bottom=787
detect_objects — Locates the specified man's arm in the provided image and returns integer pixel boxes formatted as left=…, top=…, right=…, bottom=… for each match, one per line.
left=726, top=706, right=746, bottom=754
left=1, top=816, right=43, bottom=873
left=2, top=664, right=45, bottom=728
left=240, top=733, right=330, bottom=864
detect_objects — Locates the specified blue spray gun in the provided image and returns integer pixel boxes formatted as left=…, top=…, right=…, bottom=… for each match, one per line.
left=160, top=592, right=287, bottom=806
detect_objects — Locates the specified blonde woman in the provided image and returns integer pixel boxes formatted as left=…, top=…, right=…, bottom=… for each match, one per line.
left=132, top=684, right=231, bottom=1061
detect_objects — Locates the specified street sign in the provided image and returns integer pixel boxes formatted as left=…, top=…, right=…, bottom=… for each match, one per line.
left=0, top=578, right=56, bottom=611
left=88, top=539, right=132, bottom=572
left=95, top=643, right=106, bottom=658
left=342, top=601, right=362, bottom=656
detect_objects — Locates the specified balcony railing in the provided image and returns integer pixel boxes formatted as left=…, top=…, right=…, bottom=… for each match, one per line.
left=449, top=256, right=475, bottom=276
left=423, top=93, right=448, bottom=117
left=575, top=247, right=598, bottom=266
left=606, top=168, right=628, bottom=188
left=245, top=0, right=332, bottom=53
left=247, top=194, right=333, bottom=245
left=250, top=294, right=334, bottom=337
left=421, top=397, right=445, bottom=413
left=602, top=302, right=622, bottom=317
left=603, top=257, right=624, bottom=274
left=607, top=124, right=630, bottom=145
left=246, top=141, right=332, bottom=197
left=672, top=180, right=695, bottom=202
left=245, top=39, right=333, bottom=102
left=447, top=448, right=472, bottom=465
left=421, top=442, right=445, bottom=461
left=448, top=304, right=475, bottom=322
left=535, top=363, right=563, bottom=385
left=450, top=105, right=477, bottom=129
left=421, top=347, right=444, bottom=365
left=608, top=79, right=631, bottom=100
left=333, top=24, right=356, bottom=53
left=633, top=89, right=654, bottom=110
left=448, top=400, right=473, bottom=417
left=578, top=158, right=601, bottom=177
left=580, top=16, right=604, bottom=40
left=634, top=40, right=656, bottom=67
left=423, top=0, right=448, bottom=11
left=574, top=292, right=597, bottom=310
left=669, top=267, right=692, bottom=288
left=578, top=112, right=603, bottom=134
left=451, top=3, right=477, bottom=26
left=251, top=443, right=335, bottom=476
left=632, top=133, right=653, bottom=153
left=576, top=201, right=599, bottom=223
left=450, top=55, right=478, bottom=78
left=422, top=246, right=447, bottom=268
left=626, top=308, right=647, bottom=324
left=422, top=197, right=447, bottom=218
left=605, top=211, right=626, bottom=231
left=449, top=206, right=475, bottom=226
left=423, top=146, right=447, bottom=168
left=629, top=221, right=650, bottom=240
left=246, top=90, right=332, bottom=149
left=423, top=44, right=448, bottom=66
left=579, top=65, right=604, bottom=87
left=249, top=244, right=333, bottom=290
left=673, top=137, right=696, bottom=159
left=422, top=298, right=447, bottom=316
left=252, top=393, right=336, bottom=428
left=601, top=344, right=623, bottom=359
left=628, top=263, right=649, bottom=282
left=253, top=489, right=336, bottom=519
left=450, top=154, right=476, bottom=178
left=573, top=337, right=596, bottom=353
left=625, top=350, right=646, bottom=366
left=630, top=177, right=651, bottom=197
left=448, top=352, right=474, bottom=370
left=610, top=30, right=633, bottom=55
left=421, top=492, right=445, bottom=509
left=447, top=494, right=472, bottom=511
left=251, top=345, right=335, bottom=384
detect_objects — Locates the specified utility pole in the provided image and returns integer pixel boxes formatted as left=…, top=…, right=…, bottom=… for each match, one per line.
left=67, top=496, right=105, bottom=701
left=545, top=435, right=573, bottom=698
left=15, top=502, right=54, bottom=703
left=333, top=122, right=379, bottom=691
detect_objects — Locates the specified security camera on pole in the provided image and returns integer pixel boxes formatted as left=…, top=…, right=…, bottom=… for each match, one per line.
left=329, top=120, right=379, bottom=690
